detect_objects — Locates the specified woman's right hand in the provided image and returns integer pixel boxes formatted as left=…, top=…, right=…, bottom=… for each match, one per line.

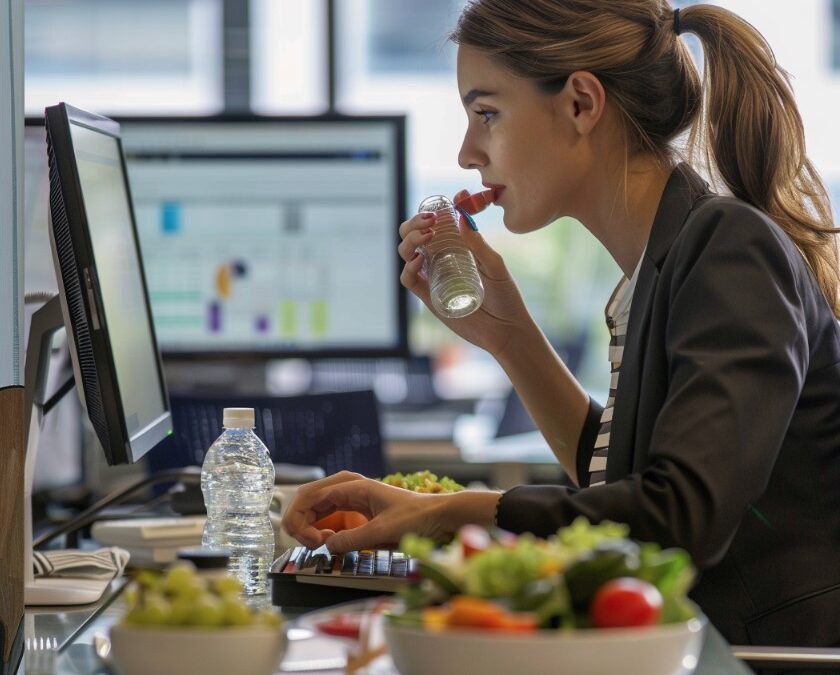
left=398, top=189, right=535, bottom=357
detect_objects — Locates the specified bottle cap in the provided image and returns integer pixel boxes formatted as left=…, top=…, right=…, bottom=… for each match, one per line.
left=454, top=188, right=496, bottom=215
left=223, top=407, right=255, bottom=428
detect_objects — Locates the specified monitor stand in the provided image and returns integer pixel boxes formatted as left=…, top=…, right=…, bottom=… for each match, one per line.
left=23, top=296, right=110, bottom=606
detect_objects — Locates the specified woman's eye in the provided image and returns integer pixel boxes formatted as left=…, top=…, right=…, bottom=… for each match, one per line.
left=474, top=109, right=496, bottom=124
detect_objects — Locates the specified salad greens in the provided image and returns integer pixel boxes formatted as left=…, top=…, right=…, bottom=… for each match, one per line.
left=380, top=470, right=464, bottom=493
left=392, top=518, right=696, bottom=631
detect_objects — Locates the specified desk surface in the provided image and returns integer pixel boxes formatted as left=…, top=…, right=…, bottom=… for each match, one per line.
left=25, top=581, right=753, bottom=675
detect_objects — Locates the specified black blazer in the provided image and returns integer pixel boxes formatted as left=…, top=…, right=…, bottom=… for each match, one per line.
left=496, top=163, right=840, bottom=647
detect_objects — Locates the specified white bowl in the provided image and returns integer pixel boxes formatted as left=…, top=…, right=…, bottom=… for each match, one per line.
left=384, top=614, right=707, bottom=675
left=110, top=624, right=287, bottom=675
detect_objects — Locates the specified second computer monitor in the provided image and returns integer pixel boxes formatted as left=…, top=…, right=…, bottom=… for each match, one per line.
left=118, top=115, right=407, bottom=359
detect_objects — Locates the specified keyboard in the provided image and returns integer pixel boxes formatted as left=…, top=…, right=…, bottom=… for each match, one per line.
left=269, top=545, right=415, bottom=609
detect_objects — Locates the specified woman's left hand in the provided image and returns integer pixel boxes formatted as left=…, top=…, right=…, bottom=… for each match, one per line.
left=280, top=471, right=451, bottom=552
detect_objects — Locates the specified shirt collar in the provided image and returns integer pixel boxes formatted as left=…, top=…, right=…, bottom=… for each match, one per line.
left=645, top=162, right=712, bottom=269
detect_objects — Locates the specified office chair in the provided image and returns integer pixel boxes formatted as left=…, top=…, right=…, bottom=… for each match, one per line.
left=146, top=389, right=389, bottom=480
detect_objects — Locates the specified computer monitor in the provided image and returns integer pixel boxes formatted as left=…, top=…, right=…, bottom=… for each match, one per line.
left=44, top=103, right=172, bottom=465
left=23, top=103, right=173, bottom=606
left=114, top=114, right=407, bottom=359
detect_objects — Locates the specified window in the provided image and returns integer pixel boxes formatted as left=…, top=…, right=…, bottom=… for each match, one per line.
left=25, top=0, right=223, bottom=115
left=249, top=0, right=328, bottom=114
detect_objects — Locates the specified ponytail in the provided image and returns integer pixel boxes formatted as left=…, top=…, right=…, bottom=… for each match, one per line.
left=679, top=5, right=840, bottom=318
left=452, top=1, right=839, bottom=316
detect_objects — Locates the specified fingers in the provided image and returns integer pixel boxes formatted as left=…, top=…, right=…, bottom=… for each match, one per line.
left=398, top=211, right=436, bottom=241
left=400, top=253, right=434, bottom=308
left=325, top=521, right=383, bottom=553
left=281, top=471, right=367, bottom=544
left=458, top=214, right=506, bottom=277
left=397, top=227, right=434, bottom=263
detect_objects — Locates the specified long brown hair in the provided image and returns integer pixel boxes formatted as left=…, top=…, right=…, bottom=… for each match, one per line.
left=451, top=1, right=840, bottom=317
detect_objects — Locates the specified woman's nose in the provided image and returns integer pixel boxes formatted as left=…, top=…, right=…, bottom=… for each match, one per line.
left=458, top=133, right=485, bottom=170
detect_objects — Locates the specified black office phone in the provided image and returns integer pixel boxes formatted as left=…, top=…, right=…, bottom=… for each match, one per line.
left=269, top=545, right=415, bottom=609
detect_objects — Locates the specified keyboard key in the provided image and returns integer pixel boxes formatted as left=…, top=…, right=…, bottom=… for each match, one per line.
left=323, top=553, right=338, bottom=574
left=375, top=550, right=391, bottom=576
left=408, top=557, right=420, bottom=578
left=357, top=550, right=375, bottom=576
left=283, top=546, right=307, bottom=573
left=341, top=550, right=359, bottom=575
left=390, top=552, right=408, bottom=577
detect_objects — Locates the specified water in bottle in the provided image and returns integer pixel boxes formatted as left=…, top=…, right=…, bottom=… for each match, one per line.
left=417, top=195, right=485, bottom=319
left=201, top=408, right=275, bottom=595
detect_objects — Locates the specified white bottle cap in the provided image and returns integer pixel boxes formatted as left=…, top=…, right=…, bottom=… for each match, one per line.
left=223, top=407, right=255, bottom=428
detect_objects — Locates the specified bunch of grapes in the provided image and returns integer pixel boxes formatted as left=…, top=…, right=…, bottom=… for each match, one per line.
left=122, top=563, right=283, bottom=629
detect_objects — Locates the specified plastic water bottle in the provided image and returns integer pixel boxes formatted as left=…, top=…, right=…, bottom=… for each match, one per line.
left=201, top=408, right=275, bottom=595
left=418, top=195, right=485, bottom=319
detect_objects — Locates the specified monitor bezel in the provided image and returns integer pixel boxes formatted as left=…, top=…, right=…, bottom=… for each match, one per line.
left=110, top=113, right=409, bottom=361
left=44, top=103, right=172, bottom=465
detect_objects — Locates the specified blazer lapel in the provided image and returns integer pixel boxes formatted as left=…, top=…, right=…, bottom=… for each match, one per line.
left=605, top=163, right=711, bottom=481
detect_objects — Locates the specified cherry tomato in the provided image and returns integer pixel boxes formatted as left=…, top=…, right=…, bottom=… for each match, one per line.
left=314, top=612, right=364, bottom=639
left=458, top=525, right=492, bottom=558
left=590, top=577, right=663, bottom=629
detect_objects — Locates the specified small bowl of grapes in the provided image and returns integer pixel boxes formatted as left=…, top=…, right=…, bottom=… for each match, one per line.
left=110, top=563, right=286, bottom=675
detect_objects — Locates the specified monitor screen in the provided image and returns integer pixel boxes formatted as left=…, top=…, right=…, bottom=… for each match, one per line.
left=45, top=103, right=171, bottom=464
left=119, top=115, right=407, bottom=358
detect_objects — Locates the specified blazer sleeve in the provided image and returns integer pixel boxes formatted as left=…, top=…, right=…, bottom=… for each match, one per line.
left=496, top=203, right=810, bottom=568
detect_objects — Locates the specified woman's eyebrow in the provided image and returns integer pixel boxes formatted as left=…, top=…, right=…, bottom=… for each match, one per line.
left=462, top=89, right=496, bottom=105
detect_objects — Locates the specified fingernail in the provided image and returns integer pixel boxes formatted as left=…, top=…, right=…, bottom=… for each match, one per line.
left=458, top=208, right=479, bottom=231
left=420, top=212, right=435, bottom=219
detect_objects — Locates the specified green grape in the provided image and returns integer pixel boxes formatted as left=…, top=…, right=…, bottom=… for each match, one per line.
left=255, top=608, right=283, bottom=628
left=134, top=569, right=162, bottom=591
left=174, top=579, right=206, bottom=603
left=136, top=593, right=172, bottom=626
left=189, top=594, right=225, bottom=628
left=212, top=575, right=244, bottom=598
left=169, top=597, right=195, bottom=626
left=163, top=563, right=202, bottom=596
left=222, top=597, right=253, bottom=627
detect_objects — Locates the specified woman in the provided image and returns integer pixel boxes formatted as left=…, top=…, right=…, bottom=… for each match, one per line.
left=283, top=0, right=840, bottom=647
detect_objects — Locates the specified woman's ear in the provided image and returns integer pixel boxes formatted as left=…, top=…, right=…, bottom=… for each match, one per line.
left=557, top=71, right=606, bottom=136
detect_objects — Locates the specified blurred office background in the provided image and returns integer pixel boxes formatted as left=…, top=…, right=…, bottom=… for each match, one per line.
left=22, top=0, right=840, bottom=492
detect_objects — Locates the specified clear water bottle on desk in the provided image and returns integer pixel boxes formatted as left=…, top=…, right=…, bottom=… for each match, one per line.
left=418, top=195, right=485, bottom=319
left=201, top=408, right=275, bottom=595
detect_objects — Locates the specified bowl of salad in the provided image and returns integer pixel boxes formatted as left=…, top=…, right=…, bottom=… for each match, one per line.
left=384, top=519, right=706, bottom=675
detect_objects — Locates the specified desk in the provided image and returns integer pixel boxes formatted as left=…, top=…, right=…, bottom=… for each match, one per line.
left=26, top=582, right=754, bottom=675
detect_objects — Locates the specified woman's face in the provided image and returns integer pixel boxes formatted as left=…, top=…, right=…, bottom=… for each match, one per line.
left=456, top=45, right=586, bottom=233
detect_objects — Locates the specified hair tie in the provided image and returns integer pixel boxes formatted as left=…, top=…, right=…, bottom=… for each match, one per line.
left=673, top=8, right=683, bottom=36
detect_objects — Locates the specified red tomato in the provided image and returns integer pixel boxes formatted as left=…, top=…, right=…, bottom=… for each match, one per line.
left=314, top=612, right=364, bottom=639
left=590, top=578, right=663, bottom=629
left=458, top=525, right=492, bottom=558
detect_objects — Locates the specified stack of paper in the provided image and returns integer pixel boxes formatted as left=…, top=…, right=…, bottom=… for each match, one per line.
left=91, top=516, right=206, bottom=566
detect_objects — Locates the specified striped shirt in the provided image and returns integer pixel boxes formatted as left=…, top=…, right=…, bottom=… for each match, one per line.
left=588, top=253, right=644, bottom=486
